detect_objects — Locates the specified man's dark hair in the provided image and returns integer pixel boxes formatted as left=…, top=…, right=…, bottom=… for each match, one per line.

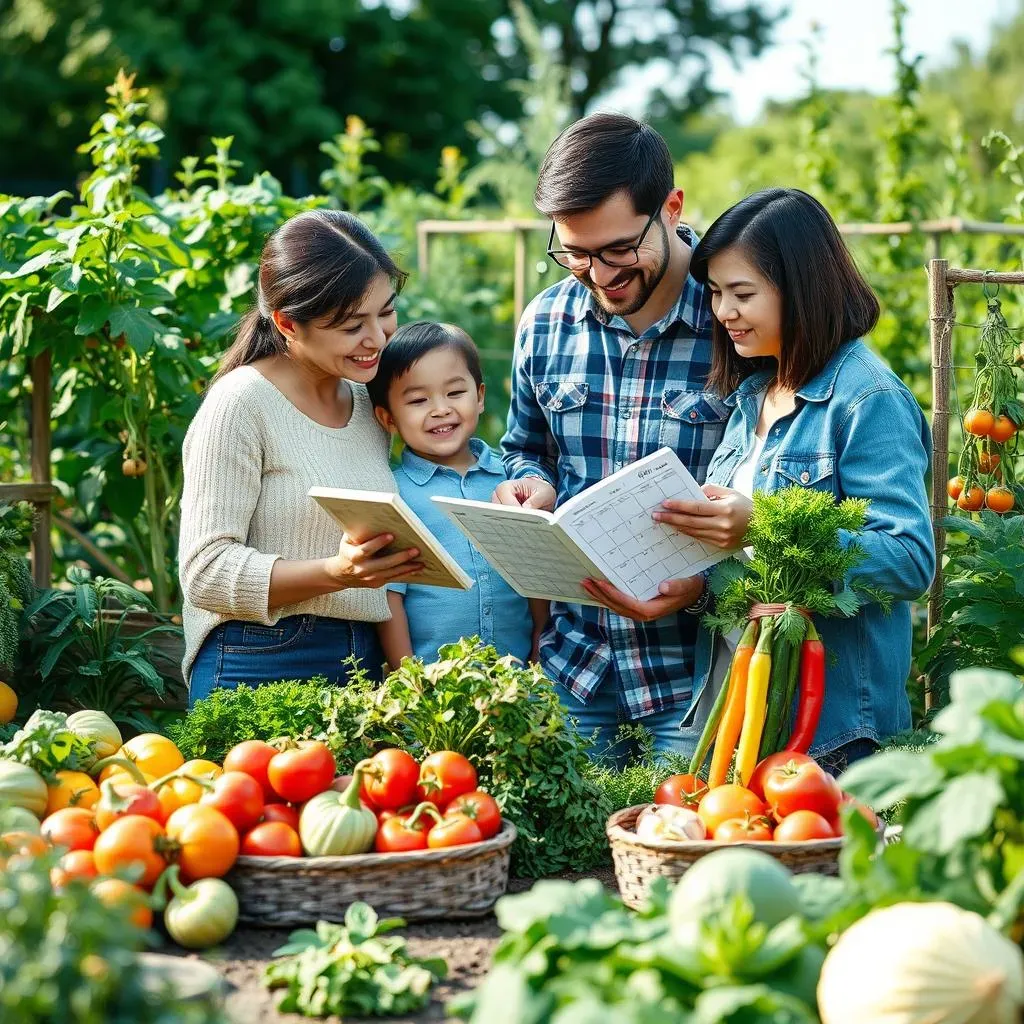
left=690, top=188, right=881, bottom=396
left=367, top=321, right=482, bottom=411
left=534, top=112, right=674, bottom=219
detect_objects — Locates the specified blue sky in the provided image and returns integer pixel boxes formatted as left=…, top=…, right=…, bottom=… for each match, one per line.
left=602, top=0, right=1017, bottom=122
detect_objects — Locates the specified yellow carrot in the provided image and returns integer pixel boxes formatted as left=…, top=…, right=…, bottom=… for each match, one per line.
left=707, top=620, right=758, bottom=789
left=734, top=617, right=775, bottom=786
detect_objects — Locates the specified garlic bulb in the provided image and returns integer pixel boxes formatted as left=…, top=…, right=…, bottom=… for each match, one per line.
left=817, top=901, right=1024, bottom=1024
left=634, top=803, right=706, bottom=842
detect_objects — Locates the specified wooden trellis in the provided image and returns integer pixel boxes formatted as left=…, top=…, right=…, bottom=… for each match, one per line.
left=926, top=260, right=1024, bottom=711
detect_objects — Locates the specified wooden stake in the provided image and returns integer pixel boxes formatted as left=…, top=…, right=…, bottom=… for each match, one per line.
left=29, top=351, right=53, bottom=589
left=926, top=260, right=954, bottom=713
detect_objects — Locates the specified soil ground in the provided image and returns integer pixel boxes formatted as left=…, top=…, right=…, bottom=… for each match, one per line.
left=170, top=869, right=617, bottom=1023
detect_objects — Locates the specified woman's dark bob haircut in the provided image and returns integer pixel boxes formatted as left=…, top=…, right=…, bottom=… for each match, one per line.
left=690, top=188, right=880, bottom=396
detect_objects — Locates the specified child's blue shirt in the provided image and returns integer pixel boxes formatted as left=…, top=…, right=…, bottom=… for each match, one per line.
left=389, top=438, right=533, bottom=662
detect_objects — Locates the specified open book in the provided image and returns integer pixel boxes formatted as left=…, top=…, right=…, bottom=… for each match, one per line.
left=432, top=447, right=735, bottom=606
left=308, top=488, right=473, bottom=591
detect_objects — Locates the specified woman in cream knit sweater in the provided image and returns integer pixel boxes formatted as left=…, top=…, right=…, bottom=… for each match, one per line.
left=178, top=211, right=423, bottom=704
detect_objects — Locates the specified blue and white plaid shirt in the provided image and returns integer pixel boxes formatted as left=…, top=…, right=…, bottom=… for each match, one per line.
left=501, top=226, right=729, bottom=719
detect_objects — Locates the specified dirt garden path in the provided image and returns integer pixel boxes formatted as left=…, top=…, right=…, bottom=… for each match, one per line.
left=171, top=870, right=616, bottom=1023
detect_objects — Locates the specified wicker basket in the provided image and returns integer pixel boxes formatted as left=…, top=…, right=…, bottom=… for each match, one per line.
left=225, top=819, right=517, bottom=926
left=608, top=805, right=852, bottom=910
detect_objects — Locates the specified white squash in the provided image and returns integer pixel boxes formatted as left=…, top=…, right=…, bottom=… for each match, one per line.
left=634, top=803, right=706, bottom=842
left=66, top=710, right=123, bottom=761
left=817, top=901, right=1024, bottom=1024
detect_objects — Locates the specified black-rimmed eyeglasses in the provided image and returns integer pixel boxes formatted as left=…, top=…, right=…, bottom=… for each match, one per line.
left=546, top=208, right=660, bottom=272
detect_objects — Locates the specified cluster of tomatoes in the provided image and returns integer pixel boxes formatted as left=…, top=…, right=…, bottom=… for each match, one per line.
left=650, top=751, right=878, bottom=844
left=948, top=406, right=1018, bottom=513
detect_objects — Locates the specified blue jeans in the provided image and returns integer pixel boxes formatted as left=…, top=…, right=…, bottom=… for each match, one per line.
left=188, top=615, right=385, bottom=707
left=555, top=678, right=713, bottom=771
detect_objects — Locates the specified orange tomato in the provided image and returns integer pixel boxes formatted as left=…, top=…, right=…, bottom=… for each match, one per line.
left=0, top=830, right=49, bottom=868
left=977, top=452, right=1000, bottom=474
left=93, top=815, right=167, bottom=889
left=985, top=486, right=1015, bottom=513
left=989, top=414, right=1018, bottom=443
left=91, top=878, right=153, bottom=929
left=153, top=759, right=222, bottom=819
left=773, top=810, right=836, bottom=842
left=103, top=734, right=183, bottom=781
left=957, top=486, right=985, bottom=512
left=963, top=407, right=995, bottom=437
left=714, top=815, right=774, bottom=842
left=164, top=804, right=239, bottom=881
left=41, top=807, right=99, bottom=852
left=697, top=785, right=766, bottom=839
left=946, top=476, right=965, bottom=500
left=51, top=849, right=98, bottom=888
left=45, top=771, right=101, bottom=815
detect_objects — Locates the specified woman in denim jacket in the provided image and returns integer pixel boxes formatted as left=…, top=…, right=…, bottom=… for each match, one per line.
left=588, top=188, right=935, bottom=773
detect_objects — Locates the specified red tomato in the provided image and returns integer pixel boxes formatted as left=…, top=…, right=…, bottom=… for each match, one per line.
left=164, top=804, right=240, bottom=881
left=773, top=810, right=836, bottom=842
left=714, top=815, right=774, bottom=843
left=93, top=815, right=167, bottom=889
left=653, top=774, right=708, bottom=809
left=445, top=791, right=502, bottom=839
left=267, top=741, right=336, bottom=804
left=747, top=752, right=816, bottom=801
left=240, top=821, right=302, bottom=857
left=261, top=803, right=301, bottom=831
left=51, top=849, right=98, bottom=887
left=829, top=794, right=880, bottom=833
left=95, top=781, right=164, bottom=831
left=417, top=751, right=477, bottom=810
left=697, top=785, right=766, bottom=839
left=427, top=815, right=483, bottom=849
left=41, top=807, right=99, bottom=852
left=763, top=760, right=842, bottom=821
left=199, top=771, right=265, bottom=834
left=223, top=740, right=279, bottom=800
left=359, top=749, right=420, bottom=811
left=375, top=813, right=431, bottom=853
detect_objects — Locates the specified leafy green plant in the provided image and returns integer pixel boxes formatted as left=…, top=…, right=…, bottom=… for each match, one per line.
left=357, top=638, right=614, bottom=877
left=919, top=513, right=1024, bottom=704
left=450, top=878, right=820, bottom=1024
left=167, top=675, right=377, bottom=766
left=1, top=709, right=98, bottom=777
left=706, top=488, right=887, bottom=642
left=836, top=666, right=1024, bottom=932
left=0, top=854, right=227, bottom=1024
left=0, top=501, right=34, bottom=674
left=264, top=902, right=446, bottom=1019
left=21, top=566, right=179, bottom=730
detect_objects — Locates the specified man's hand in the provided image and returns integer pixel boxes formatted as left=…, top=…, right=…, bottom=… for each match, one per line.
left=581, top=575, right=704, bottom=622
left=492, top=477, right=557, bottom=511
left=654, top=484, right=752, bottom=550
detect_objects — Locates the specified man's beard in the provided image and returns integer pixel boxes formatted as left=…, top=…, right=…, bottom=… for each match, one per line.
left=575, top=221, right=670, bottom=317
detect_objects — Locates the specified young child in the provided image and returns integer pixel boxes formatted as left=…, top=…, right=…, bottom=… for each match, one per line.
left=367, top=321, right=549, bottom=668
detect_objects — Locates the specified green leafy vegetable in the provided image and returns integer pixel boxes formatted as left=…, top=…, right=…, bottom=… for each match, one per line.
left=263, top=902, right=446, bottom=1018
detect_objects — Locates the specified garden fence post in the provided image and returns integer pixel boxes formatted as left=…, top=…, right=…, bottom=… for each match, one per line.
left=29, top=350, right=53, bottom=589
left=926, top=259, right=954, bottom=711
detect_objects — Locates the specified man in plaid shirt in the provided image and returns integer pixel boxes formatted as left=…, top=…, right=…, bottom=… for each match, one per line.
left=494, top=113, right=729, bottom=766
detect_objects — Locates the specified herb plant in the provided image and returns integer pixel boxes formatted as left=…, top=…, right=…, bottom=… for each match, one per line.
left=0, top=501, right=34, bottom=675
left=21, top=566, right=180, bottom=731
left=264, top=902, right=446, bottom=1019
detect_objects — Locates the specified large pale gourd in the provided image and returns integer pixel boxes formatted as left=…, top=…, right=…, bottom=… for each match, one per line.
left=817, top=901, right=1024, bottom=1024
left=66, top=710, right=122, bottom=760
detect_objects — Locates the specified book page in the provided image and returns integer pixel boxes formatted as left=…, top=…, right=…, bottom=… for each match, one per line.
left=309, top=488, right=473, bottom=591
left=555, top=448, right=737, bottom=602
left=431, top=498, right=607, bottom=606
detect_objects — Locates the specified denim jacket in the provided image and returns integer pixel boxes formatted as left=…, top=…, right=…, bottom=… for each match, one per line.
left=689, top=340, right=936, bottom=755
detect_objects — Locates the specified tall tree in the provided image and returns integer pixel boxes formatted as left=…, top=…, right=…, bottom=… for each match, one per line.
left=0, top=0, right=777, bottom=194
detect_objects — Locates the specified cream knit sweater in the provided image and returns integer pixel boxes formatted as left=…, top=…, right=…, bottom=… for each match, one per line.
left=178, top=366, right=396, bottom=681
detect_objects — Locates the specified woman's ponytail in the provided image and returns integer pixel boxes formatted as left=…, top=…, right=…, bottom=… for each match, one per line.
left=210, top=210, right=407, bottom=386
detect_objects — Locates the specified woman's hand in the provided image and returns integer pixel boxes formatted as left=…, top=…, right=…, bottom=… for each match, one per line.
left=327, top=532, right=423, bottom=589
left=582, top=576, right=704, bottom=622
left=654, top=484, right=752, bottom=549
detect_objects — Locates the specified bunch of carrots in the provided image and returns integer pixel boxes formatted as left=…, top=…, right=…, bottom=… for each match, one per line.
left=688, top=487, right=887, bottom=787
